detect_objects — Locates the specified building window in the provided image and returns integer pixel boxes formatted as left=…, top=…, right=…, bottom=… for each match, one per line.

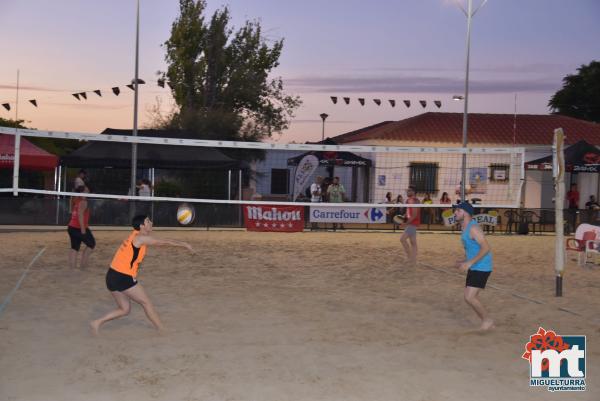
left=270, top=169, right=289, bottom=194
left=490, top=164, right=510, bottom=182
left=409, top=162, right=438, bottom=193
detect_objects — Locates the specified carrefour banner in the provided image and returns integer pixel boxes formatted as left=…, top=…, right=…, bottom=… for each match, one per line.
left=309, top=206, right=386, bottom=224
left=441, top=209, right=498, bottom=226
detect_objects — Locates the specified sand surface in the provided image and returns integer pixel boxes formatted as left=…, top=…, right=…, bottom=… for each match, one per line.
left=0, top=229, right=598, bottom=400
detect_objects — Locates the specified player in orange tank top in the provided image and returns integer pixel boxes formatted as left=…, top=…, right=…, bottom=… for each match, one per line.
left=399, top=186, right=420, bottom=266
left=90, top=215, right=194, bottom=335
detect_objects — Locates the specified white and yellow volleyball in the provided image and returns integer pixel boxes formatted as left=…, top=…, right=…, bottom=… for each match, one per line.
left=392, top=214, right=406, bottom=224
left=176, top=204, right=195, bottom=225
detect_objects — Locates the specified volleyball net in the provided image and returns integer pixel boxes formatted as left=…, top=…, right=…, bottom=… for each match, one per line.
left=0, top=126, right=525, bottom=227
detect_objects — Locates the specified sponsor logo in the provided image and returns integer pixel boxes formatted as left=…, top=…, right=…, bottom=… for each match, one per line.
left=523, top=327, right=586, bottom=392
left=243, top=205, right=304, bottom=232
left=310, top=207, right=386, bottom=223
left=366, top=208, right=384, bottom=222
left=246, top=206, right=302, bottom=221
left=441, top=210, right=498, bottom=226
left=0, top=153, right=15, bottom=162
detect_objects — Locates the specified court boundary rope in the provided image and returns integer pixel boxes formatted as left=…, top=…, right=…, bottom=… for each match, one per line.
left=417, top=261, right=595, bottom=323
left=0, top=247, right=46, bottom=318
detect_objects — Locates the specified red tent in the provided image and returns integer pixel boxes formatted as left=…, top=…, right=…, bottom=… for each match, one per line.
left=0, top=134, right=58, bottom=171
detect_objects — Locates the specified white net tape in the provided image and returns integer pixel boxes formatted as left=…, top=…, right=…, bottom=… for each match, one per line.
left=0, top=126, right=525, bottom=209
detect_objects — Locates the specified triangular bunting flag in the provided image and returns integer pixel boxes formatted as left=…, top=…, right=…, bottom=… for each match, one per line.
left=112, top=87, right=120, bottom=96
left=358, top=98, right=365, bottom=106
left=94, top=90, right=102, bottom=97
left=72, top=93, right=81, bottom=100
left=80, top=92, right=87, bottom=100
left=330, top=96, right=338, bottom=104
left=126, top=84, right=134, bottom=90
left=1, top=103, right=10, bottom=111
left=132, top=78, right=145, bottom=85
left=373, top=99, right=381, bottom=106
left=343, top=97, right=350, bottom=105
left=389, top=99, right=396, bottom=107
left=29, top=99, right=38, bottom=107
left=419, top=100, right=427, bottom=108
left=403, top=100, right=411, bottom=108
left=434, top=100, right=442, bottom=108
left=157, top=79, right=165, bottom=88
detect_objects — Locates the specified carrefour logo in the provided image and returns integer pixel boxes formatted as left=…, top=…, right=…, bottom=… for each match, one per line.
left=310, top=207, right=386, bottom=223
left=365, top=208, right=384, bottom=222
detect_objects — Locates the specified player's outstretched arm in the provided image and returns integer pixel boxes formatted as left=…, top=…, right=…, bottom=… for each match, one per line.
left=136, top=236, right=195, bottom=253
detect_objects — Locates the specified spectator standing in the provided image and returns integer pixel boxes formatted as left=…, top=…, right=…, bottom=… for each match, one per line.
left=327, top=176, right=346, bottom=230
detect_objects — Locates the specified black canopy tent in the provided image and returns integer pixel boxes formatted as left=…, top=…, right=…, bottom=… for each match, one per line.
left=58, top=129, right=247, bottom=227
left=287, top=138, right=372, bottom=168
left=287, top=140, right=373, bottom=201
left=60, top=128, right=245, bottom=201
left=526, top=140, right=600, bottom=173
left=61, top=128, right=240, bottom=169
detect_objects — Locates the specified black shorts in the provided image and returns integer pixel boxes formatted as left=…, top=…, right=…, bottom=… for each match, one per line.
left=105, top=268, right=137, bottom=292
left=466, top=270, right=491, bottom=289
left=67, top=226, right=96, bottom=251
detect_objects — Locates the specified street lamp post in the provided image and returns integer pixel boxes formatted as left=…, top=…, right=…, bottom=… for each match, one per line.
left=456, top=0, right=487, bottom=202
left=320, top=113, right=329, bottom=142
left=130, top=0, right=140, bottom=198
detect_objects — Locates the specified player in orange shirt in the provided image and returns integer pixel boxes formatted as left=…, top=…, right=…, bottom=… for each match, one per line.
left=90, top=215, right=194, bottom=335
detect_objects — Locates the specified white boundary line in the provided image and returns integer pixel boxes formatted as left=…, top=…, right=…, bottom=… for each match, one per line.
left=0, top=247, right=46, bottom=318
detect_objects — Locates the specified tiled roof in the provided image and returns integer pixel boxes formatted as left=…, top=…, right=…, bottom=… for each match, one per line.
left=330, top=112, right=600, bottom=146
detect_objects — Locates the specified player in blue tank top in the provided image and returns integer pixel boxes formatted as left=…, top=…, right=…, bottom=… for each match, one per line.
left=453, top=202, right=495, bottom=331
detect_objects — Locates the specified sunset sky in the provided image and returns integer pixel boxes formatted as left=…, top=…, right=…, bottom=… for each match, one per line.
left=1, top=0, right=599, bottom=143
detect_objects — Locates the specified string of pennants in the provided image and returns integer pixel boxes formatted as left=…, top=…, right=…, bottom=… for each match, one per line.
left=0, top=78, right=172, bottom=112
left=330, top=96, right=442, bottom=109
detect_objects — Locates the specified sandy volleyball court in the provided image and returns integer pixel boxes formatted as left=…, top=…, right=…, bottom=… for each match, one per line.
left=0, top=229, right=598, bottom=400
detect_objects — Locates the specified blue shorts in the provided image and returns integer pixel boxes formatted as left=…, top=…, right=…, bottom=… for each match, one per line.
left=404, top=225, right=417, bottom=237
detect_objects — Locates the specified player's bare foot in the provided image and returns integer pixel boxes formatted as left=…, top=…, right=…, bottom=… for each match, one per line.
left=480, top=319, right=495, bottom=331
left=89, top=320, right=100, bottom=336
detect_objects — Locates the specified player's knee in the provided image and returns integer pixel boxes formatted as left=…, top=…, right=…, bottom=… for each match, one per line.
left=137, top=298, right=152, bottom=308
left=120, top=305, right=131, bottom=315
left=464, top=292, right=475, bottom=303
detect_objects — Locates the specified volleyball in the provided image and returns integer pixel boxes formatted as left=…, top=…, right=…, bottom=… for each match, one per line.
left=176, top=204, right=195, bottom=225
left=393, top=214, right=406, bottom=224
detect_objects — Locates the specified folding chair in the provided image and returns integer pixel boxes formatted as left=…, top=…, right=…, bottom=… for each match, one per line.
left=566, top=231, right=596, bottom=266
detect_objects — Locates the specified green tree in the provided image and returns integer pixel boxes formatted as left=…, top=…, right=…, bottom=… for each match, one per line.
left=549, top=60, right=600, bottom=123
left=160, top=0, right=301, bottom=141
left=0, top=117, right=27, bottom=129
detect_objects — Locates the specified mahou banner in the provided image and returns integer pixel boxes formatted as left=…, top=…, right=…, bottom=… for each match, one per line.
left=244, top=205, right=305, bottom=232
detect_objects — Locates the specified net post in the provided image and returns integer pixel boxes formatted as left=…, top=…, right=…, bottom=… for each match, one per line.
left=12, top=131, right=21, bottom=196
left=553, top=128, right=565, bottom=297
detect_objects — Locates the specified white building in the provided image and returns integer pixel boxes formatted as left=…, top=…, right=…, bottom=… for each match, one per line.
left=253, top=112, right=600, bottom=209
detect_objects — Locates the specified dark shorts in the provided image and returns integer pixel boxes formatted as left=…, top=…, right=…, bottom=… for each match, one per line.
left=105, top=268, right=137, bottom=292
left=67, top=226, right=96, bottom=251
left=466, top=269, right=491, bottom=289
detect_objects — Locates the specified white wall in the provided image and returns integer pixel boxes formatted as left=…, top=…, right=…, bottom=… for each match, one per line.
left=577, top=173, right=599, bottom=209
